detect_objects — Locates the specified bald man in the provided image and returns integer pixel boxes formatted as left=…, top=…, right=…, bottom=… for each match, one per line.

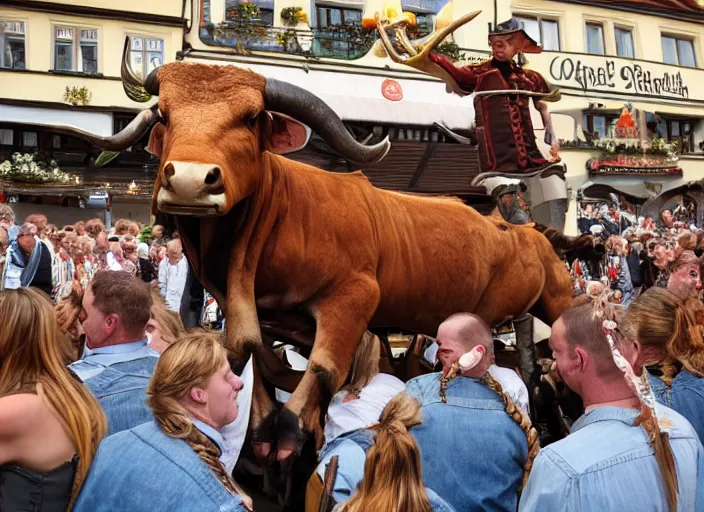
left=158, top=239, right=188, bottom=312
left=406, top=313, right=529, bottom=512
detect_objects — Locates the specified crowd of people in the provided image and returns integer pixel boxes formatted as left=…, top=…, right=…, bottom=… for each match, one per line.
left=0, top=204, right=197, bottom=323
left=572, top=203, right=704, bottom=308
left=0, top=200, right=703, bottom=512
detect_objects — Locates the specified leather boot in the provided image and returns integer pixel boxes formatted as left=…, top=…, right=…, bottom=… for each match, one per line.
left=513, top=314, right=537, bottom=389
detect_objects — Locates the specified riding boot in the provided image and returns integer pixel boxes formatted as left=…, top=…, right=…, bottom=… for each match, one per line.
left=513, top=314, right=537, bottom=390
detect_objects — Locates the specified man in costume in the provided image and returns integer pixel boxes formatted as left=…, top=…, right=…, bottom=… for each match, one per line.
left=519, top=301, right=704, bottom=511
left=430, top=18, right=559, bottom=175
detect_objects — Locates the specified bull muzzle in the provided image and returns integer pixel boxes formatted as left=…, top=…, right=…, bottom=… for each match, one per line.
left=156, top=161, right=227, bottom=216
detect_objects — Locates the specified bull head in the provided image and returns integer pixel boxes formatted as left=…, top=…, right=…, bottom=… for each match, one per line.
left=374, top=10, right=482, bottom=96
left=52, top=37, right=391, bottom=217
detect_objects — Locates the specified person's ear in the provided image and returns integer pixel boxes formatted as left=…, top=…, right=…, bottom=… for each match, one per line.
left=574, top=346, right=589, bottom=373
left=190, top=387, right=206, bottom=404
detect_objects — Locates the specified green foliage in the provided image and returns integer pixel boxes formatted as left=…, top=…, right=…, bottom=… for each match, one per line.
left=280, top=7, right=307, bottom=27
left=64, top=86, right=92, bottom=106
left=434, top=41, right=466, bottom=62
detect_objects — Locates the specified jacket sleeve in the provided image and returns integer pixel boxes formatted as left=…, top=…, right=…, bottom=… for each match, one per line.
left=429, top=53, right=483, bottom=92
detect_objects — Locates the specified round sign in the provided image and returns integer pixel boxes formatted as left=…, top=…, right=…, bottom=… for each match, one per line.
left=382, top=79, right=403, bottom=101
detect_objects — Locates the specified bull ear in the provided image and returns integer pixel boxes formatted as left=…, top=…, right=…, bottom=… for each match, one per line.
left=146, top=123, right=166, bottom=158
left=264, top=112, right=311, bottom=155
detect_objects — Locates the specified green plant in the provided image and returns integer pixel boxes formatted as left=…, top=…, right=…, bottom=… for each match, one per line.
left=434, top=41, right=466, bottom=62
left=217, top=1, right=266, bottom=54
left=63, top=86, right=91, bottom=106
left=281, top=7, right=307, bottom=27
left=0, top=153, right=72, bottom=184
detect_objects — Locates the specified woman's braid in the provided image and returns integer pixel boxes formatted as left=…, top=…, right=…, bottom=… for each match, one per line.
left=481, top=372, right=540, bottom=491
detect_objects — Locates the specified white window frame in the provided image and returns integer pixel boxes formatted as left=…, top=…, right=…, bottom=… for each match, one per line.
left=52, top=25, right=99, bottom=73
left=512, top=13, right=562, bottom=51
left=0, top=19, right=26, bottom=69
left=584, top=19, right=607, bottom=55
left=614, top=24, right=637, bottom=59
left=660, top=31, right=698, bottom=67
left=126, top=35, right=165, bottom=80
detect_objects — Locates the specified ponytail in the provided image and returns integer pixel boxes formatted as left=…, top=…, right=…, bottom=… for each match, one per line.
left=636, top=406, right=679, bottom=511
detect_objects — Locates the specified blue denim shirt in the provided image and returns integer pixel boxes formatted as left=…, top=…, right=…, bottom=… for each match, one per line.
left=69, top=339, right=158, bottom=436
left=316, top=428, right=455, bottom=511
left=519, top=405, right=704, bottom=511
left=73, top=421, right=248, bottom=512
left=650, top=370, right=704, bottom=443
left=407, top=373, right=527, bottom=512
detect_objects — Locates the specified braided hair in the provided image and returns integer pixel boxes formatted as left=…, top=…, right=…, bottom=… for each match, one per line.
left=439, top=360, right=539, bottom=491
left=146, top=332, right=244, bottom=499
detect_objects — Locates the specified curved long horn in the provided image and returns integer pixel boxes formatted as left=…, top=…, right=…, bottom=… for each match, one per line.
left=121, top=36, right=160, bottom=102
left=38, top=108, right=159, bottom=152
left=264, top=78, right=390, bottom=164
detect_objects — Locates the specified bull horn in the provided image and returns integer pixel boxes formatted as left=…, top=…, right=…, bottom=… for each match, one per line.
left=121, top=36, right=160, bottom=102
left=48, top=107, right=159, bottom=152
left=265, top=78, right=390, bottom=164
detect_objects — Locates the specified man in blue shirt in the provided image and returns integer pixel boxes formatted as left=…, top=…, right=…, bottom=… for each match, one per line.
left=520, top=302, right=704, bottom=511
left=70, top=270, right=157, bottom=435
left=407, top=313, right=529, bottom=512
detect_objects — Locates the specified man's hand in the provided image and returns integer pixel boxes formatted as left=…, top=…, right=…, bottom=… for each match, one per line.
left=544, top=129, right=555, bottom=146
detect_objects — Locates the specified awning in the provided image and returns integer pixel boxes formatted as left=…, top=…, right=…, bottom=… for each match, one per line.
left=579, top=176, right=687, bottom=200
left=0, top=104, right=113, bottom=137
left=227, top=61, right=476, bottom=129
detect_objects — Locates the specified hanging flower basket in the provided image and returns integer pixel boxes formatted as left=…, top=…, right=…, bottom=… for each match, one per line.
left=0, top=153, right=73, bottom=184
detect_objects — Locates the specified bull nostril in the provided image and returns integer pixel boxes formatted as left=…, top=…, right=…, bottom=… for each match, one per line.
left=164, top=163, right=175, bottom=179
left=204, top=167, right=222, bottom=186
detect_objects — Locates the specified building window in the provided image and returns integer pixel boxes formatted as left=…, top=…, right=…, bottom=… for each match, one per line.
left=0, top=128, right=13, bottom=146
left=316, top=6, right=362, bottom=27
left=584, top=114, right=617, bottom=140
left=647, top=113, right=697, bottom=153
left=514, top=15, right=560, bottom=51
left=662, top=35, right=696, bottom=67
left=0, top=20, right=25, bottom=69
left=52, top=135, right=62, bottom=149
left=225, top=0, right=273, bottom=25
left=615, top=26, right=634, bottom=58
left=585, top=22, right=605, bottom=55
left=403, top=0, right=448, bottom=39
left=128, top=36, right=164, bottom=80
left=54, top=26, right=98, bottom=73
left=22, top=131, right=37, bottom=149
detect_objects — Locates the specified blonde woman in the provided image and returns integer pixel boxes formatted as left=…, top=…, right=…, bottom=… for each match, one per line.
left=73, top=332, right=251, bottom=512
left=146, top=298, right=186, bottom=354
left=0, top=287, right=107, bottom=511
left=332, top=393, right=454, bottom=512
left=623, top=287, right=704, bottom=441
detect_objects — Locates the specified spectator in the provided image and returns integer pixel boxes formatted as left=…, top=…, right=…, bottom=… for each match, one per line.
left=137, top=241, right=157, bottom=283
left=120, top=235, right=139, bottom=276
left=69, top=271, right=157, bottom=435
left=147, top=299, right=186, bottom=354
left=0, top=287, right=107, bottom=511
left=623, top=287, right=704, bottom=441
left=159, top=239, right=189, bottom=312
left=151, top=224, right=169, bottom=248
left=519, top=300, right=704, bottom=511
left=52, top=229, right=76, bottom=297
left=74, top=220, right=86, bottom=236
left=0, top=225, right=8, bottom=276
left=407, top=313, right=535, bottom=512
left=73, top=333, right=251, bottom=512
left=666, top=250, right=702, bottom=300
left=0, top=204, right=19, bottom=242
left=330, top=393, right=454, bottom=512
left=314, top=332, right=406, bottom=503
left=2, top=222, right=53, bottom=296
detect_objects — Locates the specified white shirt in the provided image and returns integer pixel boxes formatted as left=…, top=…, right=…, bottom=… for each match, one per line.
left=488, top=364, right=530, bottom=415
left=158, top=256, right=188, bottom=311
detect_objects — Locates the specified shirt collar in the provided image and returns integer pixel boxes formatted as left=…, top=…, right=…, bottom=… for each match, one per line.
left=88, top=338, right=149, bottom=355
left=571, top=406, right=640, bottom=434
left=192, top=419, right=225, bottom=453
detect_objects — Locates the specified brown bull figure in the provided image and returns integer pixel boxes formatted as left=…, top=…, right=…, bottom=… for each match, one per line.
left=47, top=38, right=579, bottom=461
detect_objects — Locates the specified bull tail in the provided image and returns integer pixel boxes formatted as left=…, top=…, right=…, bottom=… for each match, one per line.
left=533, top=224, right=605, bottom=262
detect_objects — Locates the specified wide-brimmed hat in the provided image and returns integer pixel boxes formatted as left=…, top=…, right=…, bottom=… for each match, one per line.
left=489, top=17, right=542, bottom=54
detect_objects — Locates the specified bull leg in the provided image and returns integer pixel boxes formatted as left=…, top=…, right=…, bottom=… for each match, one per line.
left=277, top=276, right=380, bottom=461
left=223, top=288, right=277, bottom=459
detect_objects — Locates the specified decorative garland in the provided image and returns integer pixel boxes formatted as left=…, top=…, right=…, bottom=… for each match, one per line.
left=0, top=153, right=73, bottom=184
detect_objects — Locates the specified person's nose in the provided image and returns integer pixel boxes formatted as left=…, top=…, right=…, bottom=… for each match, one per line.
left=696, top=279, right=702, bottom=291
left=232, top=374, right=244, bottom=392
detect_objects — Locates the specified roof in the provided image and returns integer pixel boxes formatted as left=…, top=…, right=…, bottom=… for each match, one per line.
left=561, top=0, right=704, bottom=20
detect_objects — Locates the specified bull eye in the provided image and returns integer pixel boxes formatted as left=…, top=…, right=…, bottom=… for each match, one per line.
left=245, top=114, right=257, bottom=131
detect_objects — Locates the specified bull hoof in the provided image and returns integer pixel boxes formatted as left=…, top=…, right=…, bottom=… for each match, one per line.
left=276, top=408, right=307, bottom=461
left=251, top=409, right=277, bottom=460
